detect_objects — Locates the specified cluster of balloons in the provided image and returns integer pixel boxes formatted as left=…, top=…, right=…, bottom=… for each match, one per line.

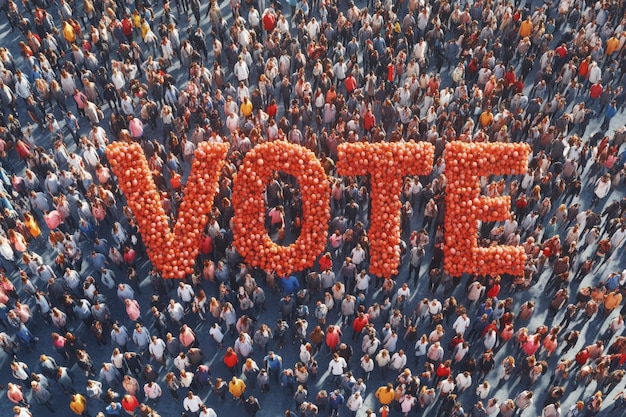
left=106, top=137, right=229, bottom=278
left=232, top=141, right=331, bottom=276
left=443, top=142, right=530, bottom=277
left=336, top=141, right=435, bottom=279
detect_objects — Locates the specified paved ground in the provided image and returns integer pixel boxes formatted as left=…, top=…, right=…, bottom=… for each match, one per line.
left=0, top=0, right=625, bottom=416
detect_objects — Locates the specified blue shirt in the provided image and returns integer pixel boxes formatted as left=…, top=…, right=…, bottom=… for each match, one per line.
left=106, top=402, right=123, bottom=415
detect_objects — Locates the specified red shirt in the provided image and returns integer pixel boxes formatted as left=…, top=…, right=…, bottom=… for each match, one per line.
left=590, top=83, right=603, bottom=99
left=122, top=395, right=139, bottom=413
left=224, top=351, right=239, bottom=368
left=504, top=70, right=516, bottom=87
left=435, top=364, right=451, bottom=378
left=319, top=256, right=332, bottom=272
left=487, top=284, right=500, bottom=299
left=345, top=76, right=357, bottom=94
left=121, top=18, right=133, bottom=36
left=387, top=63, right=394, bottom=82
left=262, top=13, right=276, bottom=32
left=352, top=315, right=369, bottom=334
left=267, top=102, right=277, bottom=118
left=364, top=111, right=376, bottom=131
left=123, top=249, right=136, bottom=264
left=200, top=235, right=214, bottom=255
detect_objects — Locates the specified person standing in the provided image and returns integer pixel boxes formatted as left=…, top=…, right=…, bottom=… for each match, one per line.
left=183, top=390, right=203, bottom=416
left=143, top=381, right=163, bottom=406
left=244, top=395, right=261, bottom=417
left=229, top=376, right=246, bottom=402
left=69, top=393, right=91, bottom=417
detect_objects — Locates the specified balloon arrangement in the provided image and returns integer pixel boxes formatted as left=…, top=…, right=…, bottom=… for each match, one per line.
left=231, top=141, right=331, bottom=276
left=106, top=136, right=229, bottom=278
left=443, top=142, right=530, bottom=277
left=336, top=141, right=435, bottom=279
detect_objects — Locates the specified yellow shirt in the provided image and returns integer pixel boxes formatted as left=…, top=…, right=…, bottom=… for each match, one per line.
left=70, top=395, right=87, bottom=415
left=240, top=100, right=253, bottom=118
left=229, top=379, right=246, bottom=398
left=62, top=22, right=76, bottom=44
left=376, top=387, right=395, bottom=405
left=479, top=111, right=493, bottom=127
left=132, top=13, right=142, bottom=28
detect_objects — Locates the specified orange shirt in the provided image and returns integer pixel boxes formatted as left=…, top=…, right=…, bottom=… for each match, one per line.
left=519, top=20, right=532, bottom=38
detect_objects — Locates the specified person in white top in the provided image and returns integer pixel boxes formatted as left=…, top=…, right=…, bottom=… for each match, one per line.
left=148, top=336, right=167, bottom=365
left=346, top=392, right=363, bottom=416
left=234, top=56, right=250, bottom=84
left=389, top=350, right=407, bottom=371
left=466, top=281, right=485, bottom=307
left=199, top=405, right=218, bottom=417
left=183, top=390, right=203, bottom=414
left=438, top=376, right=455, bottom=396
left=399, top=393, right=417, bottom=416
left=455, top=371, right=472, bottom=392
left=452, top=313, right=471, bottom=336
left=396, top=283, right=411, bottom=299
left=328, top=353, right=347, bottom=386
left=143, top=381, right=162, bottom=402
left=177, top=282, right=195, bottom=311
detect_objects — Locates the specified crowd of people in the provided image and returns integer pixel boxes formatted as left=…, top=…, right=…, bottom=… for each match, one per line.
left=0, top=0, right=625, bottom=416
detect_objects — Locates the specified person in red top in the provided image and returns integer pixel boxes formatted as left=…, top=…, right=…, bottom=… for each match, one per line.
left=121, top=15, right=134, bottom=43
left=123, top=246, right=136, bottom=266
left=325, top=325, right=342, bottom=353
left=427, top=73, right=439, bottom=93
left=352, top=312, right=369, bottom=340
left=7, top=382, right=28, bottom=407
left=345, top=73, right=357, bottom=96
left=262, top=9, right=276, bottom=33
left=589, top=81, right=603, bottom=104
left=434, top=360, right=452, bottom=385
left=122, top=394, right=139, bottom=415
left=487, top=276, right=501, bottom=299
left=579, top=56, right=591, bottom=80
left=200, top=234, right=214, bottom=258
left=482, top=320, right=499, bottom=339
left=319, top=252, right=332, bottom=272
left=386, top=61, right=395, bottom=83
left=266, top=99, right=278, bottom=120
left=224, top=347, right=239, bottom=376
left=363, top=108, right=376, bottom=132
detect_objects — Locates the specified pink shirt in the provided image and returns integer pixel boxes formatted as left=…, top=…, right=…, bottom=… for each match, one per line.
left=129, top=118, right=144, bottom=138
left=126, top=300, right=141, bottom=321
left=44, top=210, right=63, bottom=230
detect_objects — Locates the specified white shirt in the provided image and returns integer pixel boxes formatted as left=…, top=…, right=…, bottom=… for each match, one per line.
left=177, top=284, right=195, bottom=302
left=389, top=352, right=407, bottom=370
left=183, top=395, right=203, bottom=413
left=234, top=60, right=249, bottom=81
left=143, top=382, right=162, bottom=399
left=198, top=408, right=217, bottom=417
left=200, top=408, right=217, bottom=417
left=455, top=374, right=472, bottom=391
left=453, top=316, right=471, bottom=335
left=328, top=357, right=347, bottom=375
left=149, top=339, right=166, bottom=359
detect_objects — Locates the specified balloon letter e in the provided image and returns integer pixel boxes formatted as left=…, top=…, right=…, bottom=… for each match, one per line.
left=443, top=142, right=530, bottom=277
